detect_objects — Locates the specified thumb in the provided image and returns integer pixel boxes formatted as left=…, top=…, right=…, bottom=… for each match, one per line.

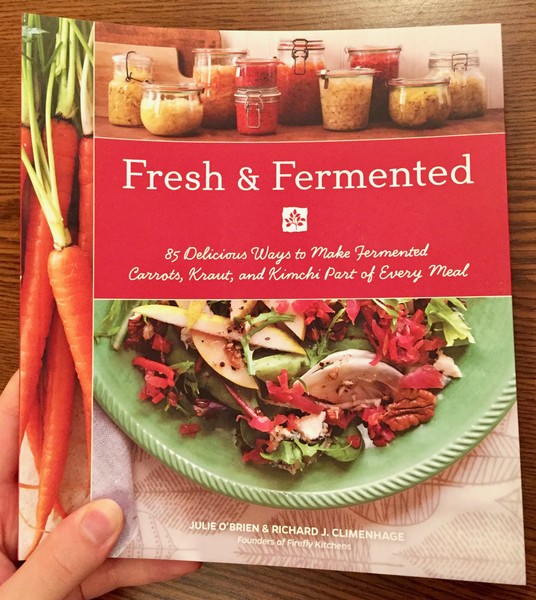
left=0, top=499, right=123, bottom=600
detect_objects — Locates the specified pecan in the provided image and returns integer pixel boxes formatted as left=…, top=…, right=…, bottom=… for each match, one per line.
left=381, top=389, right=436, bottom=432
left=224, top=341, right=245, bottom=371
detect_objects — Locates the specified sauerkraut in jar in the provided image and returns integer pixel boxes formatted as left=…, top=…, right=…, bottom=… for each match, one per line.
left=428, top=51, right=486, bottom=119
left=192, top=48, right=247, bottom=129
left=318, top=68, right=374, bottom=131
left=277, top=39, right=325, bottom=125
left=108, top=52, right=153, bottom=126
left=388, top=78, right=451, bottom=129
left=140, top=83, right=204, bottom=137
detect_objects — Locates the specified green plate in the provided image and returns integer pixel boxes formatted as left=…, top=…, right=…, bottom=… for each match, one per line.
left=93, top=297, right=517, bottom=509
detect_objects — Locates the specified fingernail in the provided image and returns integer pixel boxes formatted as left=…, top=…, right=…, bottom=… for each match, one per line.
left=79, top=500, right=123, bottom=546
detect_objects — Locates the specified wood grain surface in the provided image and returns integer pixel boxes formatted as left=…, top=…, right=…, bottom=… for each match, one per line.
left=1, top=1, right=535, bottom=599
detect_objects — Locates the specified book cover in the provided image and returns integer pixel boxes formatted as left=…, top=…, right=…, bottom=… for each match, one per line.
left=18, top=15, right=525, bottom=584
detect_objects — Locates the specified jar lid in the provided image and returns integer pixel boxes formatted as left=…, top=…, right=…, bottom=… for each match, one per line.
left=387, top=77, right=450, bottom=87
left=112, top=52, right=153, bottom=67
left=235, top=87, right=281, bottom=102
left=345, top=45, right=402, bottom=54
left=319, top=68, right=376, bottom=78
left=236, top=57, right=280, bottom=66
left=278, top=39, right=325, bottom=50
left=142, top=82, right=205, bottom=94
left=192, top=48, right=248, bottom=56
left=428, top=50, right=480, bottom=68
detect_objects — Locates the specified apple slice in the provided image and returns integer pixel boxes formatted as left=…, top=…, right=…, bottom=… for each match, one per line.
left=248, top=326, right=305, bottom=355
left=186, top=300, right=207, bottom=327
left=133, top=304, right=306, bottom=354
left=191, top=330, right=258, bottom=389
left=174, top=300, right=190, bottom=309
left=134, top=304, right=230, bottom=335
left=263, top=300, right=306, bottom=340
left=230, top=299, right=257, bottom=319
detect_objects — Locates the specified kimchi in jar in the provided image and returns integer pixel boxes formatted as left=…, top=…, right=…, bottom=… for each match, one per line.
left=277, top=39, right=325, bottom=125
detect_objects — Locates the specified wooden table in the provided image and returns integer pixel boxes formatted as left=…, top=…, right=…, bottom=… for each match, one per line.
left=1, top=1, right=535, bottom=598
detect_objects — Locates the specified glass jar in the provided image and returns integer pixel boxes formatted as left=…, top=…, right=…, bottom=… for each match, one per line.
left=192, top=48, right=248, bottom=129
left=236, top=58, right=279, bottom=88
left=277, top=39, right=325, bottom=125
left=108, top=52, right=153, bottom=126
left=345, top=46, right=401, bottom=122
left=140, top=83, right=205, bottom=137
left=235, top=87, right=280, bottom=135
left=428, top=51, right=486, bottom=118
left=388, top=78, right=451, bottom=129
left=318, top=68, right=375, bottom=131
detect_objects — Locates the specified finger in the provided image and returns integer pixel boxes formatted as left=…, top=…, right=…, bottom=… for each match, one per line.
left=0, top=499, right=123, bottom=600
left=69, top=558, right=201, bottom=599
left=0, top=555, right=16, bottom=587
left=0, top=371, right=19, bottom=483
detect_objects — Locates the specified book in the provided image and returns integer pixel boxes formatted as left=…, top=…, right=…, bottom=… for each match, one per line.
left=19, top=15, right=525, bottom=584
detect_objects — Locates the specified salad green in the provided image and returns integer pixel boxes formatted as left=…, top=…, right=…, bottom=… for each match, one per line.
left=96, top=298, right=473, bottom=474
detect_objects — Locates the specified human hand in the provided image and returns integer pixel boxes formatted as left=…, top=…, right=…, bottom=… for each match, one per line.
left=0, top=372, right=201, bottom=599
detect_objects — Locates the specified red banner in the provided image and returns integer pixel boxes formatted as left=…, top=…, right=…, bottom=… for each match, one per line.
left=94, top=133, right=511, bottom=299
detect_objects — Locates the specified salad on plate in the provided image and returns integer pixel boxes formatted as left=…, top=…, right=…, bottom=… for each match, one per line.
left=96, top=298, right=474, bottom=474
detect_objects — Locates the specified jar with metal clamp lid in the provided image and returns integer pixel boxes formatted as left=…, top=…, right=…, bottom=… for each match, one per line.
left=277, top=39, right=325, bottom=125
left=427, top=50, right=486, bottom=118
left=318, top=68, right=375, bottom=131
left=108, top=52, right=153, bottom=126
left=235, top=87, right=280, bottom=135
left=192, top=48, right=248, bottom=129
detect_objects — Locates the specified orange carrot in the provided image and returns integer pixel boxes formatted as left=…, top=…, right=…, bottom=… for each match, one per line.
left=24, top=328, right=69, bottom=522
left=20, top=125, right=33, bottom=197
left=19, top=120, right=78, bottom=444
left=47, top=244, right=93, bottom=460
left=77, top=135, right=93, bottom=269
left=27, top=309, right=75, bottom=555
left=21, top=17, right=94, bottom=479
left=19, top=190, right=54, bottom=443
left=44, top=119, right=79, bottom=213
left=25, top=366, right=44, bottom=472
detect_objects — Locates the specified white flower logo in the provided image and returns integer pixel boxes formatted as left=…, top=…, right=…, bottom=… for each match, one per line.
left=282, top=207, right=308, bottom=233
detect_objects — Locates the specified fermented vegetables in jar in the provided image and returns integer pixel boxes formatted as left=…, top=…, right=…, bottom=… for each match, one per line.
left=235, top=87, right=281, bottom=135
left=192, top=48, right=247, bottom=129
left=277, top=39, right=325, bottom=125
left=236, top=58, right=279, bottom=88
left=140, top=83, right=204, bottom=136
left=318, top=68, right=375, bottom=131
left=388, top=78, right=451, bottom=129
left=108, top=52, right=154, bottom=126
left=428, top=50, right=486, bottom=118
left=345, top=45, right=401, bottom=121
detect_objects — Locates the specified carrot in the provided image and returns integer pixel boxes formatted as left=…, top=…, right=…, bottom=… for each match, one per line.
left=26, top=309, right=76, bottom=556
left=20, top=15, right=94, bottom=479
left=24, top=366, right=44, bottom=472
left=77, top=26, right=94, bottom=269
left=19, top=121, right=78, bottom=444
left=19, top=189, right=55, bottom=442
left=45, top=119, right=79, bottom=210
left=24, top=326, right=69, bottom=523
left=77, top=136, right=93, bottom=268
left=47, top=244, right=93, bottom=460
